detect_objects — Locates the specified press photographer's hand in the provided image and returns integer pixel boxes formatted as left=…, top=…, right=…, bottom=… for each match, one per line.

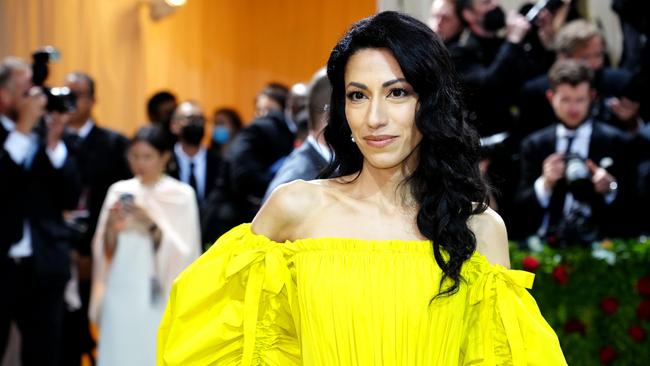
left=15, top=86, right=46, bottom=135
left=506, top=11, right=531, bottom=44
left=542, top=153, right=566, bottom=190
left=46, top=111, right=70, bottom=149
left=586, top=159, right=615, bottom=195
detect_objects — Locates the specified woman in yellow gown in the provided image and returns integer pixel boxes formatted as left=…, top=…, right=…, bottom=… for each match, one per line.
left=157, top=11, right=567, bottom=365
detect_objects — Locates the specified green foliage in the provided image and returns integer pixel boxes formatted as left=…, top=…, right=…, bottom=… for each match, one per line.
left=510, top=237, right=650, bottom=365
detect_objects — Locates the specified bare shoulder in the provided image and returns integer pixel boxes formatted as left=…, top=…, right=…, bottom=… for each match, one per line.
left=467, top=206, right=511, bottom=268
left=251, top=179, right=324, bottom=241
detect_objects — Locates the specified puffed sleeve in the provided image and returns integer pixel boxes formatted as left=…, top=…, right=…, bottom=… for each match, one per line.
left=461, top=256, right=567, bottom=366
left=157, top=224, right=301, bottom=366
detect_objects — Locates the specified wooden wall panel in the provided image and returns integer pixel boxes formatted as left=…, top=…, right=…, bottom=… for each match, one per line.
left=0, top=0, right=375, bottom=135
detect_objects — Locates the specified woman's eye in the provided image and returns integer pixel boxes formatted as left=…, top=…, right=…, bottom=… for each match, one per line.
left=388, top=88, right=408, bottom=98
left=346, top=91, right=366, bottom=101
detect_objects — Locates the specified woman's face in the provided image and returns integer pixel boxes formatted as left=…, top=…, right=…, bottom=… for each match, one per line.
left=127, top=141, right=169, bottom=182
left=344, top=48, right=421, bottom=170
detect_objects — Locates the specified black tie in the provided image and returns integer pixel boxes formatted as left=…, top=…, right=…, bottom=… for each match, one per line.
left=189, top=161, right=198, bottom=198
left=546, top=134, right=576, bottom=241
left=564, top=135, right=575, bottom=156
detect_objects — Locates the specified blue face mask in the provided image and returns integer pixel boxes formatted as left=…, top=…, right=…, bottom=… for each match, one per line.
left=212, top=126, right=230, bottom=144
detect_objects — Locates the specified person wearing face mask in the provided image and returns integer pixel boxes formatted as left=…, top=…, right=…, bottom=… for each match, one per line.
left=450, top=0, right=532, bottom=137
left=167, top=101, right=219, bottom=203
left=167, top=101, right=222, bottom=246
left=209, top=107, right=242, bottom=156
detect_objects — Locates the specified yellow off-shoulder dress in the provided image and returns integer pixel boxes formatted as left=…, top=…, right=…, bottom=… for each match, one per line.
left=157, top=224, right=566, bottom=365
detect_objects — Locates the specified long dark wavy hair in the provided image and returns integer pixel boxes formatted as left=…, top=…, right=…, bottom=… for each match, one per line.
left=320, top=11, right=489, bottom=296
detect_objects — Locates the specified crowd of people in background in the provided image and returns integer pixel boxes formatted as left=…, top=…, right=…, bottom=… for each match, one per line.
left=0, top=0, right=649, bottom=365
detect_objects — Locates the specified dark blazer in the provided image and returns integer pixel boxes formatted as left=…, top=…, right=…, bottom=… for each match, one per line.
left=223, top=111, right=295, bottom=219
left=635, top=124, right=650, bottom=233
left=167, top=146, right=221, bottom=202
left=63, top=124, right=131, bottom=256
left=263, top=139, right=329, bottom=201
left=513, top=121, right=636, bottom=240
left=1, top=122, right=81, bottom=285
left=449, top=30, right=528, bottom=136
left=200, top=112, right=295, bottom=244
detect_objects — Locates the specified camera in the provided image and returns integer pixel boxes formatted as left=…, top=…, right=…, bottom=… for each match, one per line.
left=524, top=0, right=566, bottom=23
left=31, top=46, right=77, bottom=113
left=564, top=153, right=593, bottom=201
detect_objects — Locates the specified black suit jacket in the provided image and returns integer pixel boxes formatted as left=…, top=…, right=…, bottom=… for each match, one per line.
left=166, top=146, right=221, bottom=202
left=513, top=121, right=636, bottom=240
left=1, top=122, right=81, bottom=285
left=449, top=30, right=528, bottom=136
left=63, top=124, right=131, bottom=256
left=200, top=112, right=295, bottom=243
left=263, top=139, right=328, bottom=201
left=223, top=112, right=295, bottom=219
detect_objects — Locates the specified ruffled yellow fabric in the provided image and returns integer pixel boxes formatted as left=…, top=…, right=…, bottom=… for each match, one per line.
left=157, top=224, right=566, bottom=365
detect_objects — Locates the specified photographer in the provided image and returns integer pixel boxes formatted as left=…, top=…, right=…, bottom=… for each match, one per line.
left=0, top=57, right=81, bottom=366
left=513, top=59, right=636, bottom=245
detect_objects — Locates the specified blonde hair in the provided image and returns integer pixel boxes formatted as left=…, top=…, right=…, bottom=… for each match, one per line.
left=554, top=19, right=601, bottom=56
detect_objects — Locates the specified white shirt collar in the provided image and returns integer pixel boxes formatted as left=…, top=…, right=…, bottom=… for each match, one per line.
left=1, top=115, right=15, bottom=131
left=174, top=142, right=207, bottom=164
left=75, top=119, right=95, bottom=139
left=556, top=120, right=593, bottom=140
left=306, top=135, right=332, bottom=162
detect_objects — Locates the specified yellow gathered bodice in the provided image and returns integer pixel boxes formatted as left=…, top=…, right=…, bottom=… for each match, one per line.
left=157, top=224, right=566, bottom=365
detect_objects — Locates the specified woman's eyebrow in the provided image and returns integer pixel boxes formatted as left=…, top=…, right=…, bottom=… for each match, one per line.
left=346, top=78, right=407, bottom=90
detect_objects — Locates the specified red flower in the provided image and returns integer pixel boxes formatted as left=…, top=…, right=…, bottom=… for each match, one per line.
left=629, top=325, right=646, bottom=342
left=522, top=256, right=540, bottom=272
left=637, top=276, right=650, bottom=298
left=637, top=300, right=650, bottom=321
left=563, top=319, right=586, bottom=335
left=552, top=265, right=568, bottom=285
left=599, top=346, right=617, bottom=364
left=600, top=297, right=619, bottom=315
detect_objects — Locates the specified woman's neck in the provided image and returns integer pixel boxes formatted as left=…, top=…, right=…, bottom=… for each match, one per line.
left=139, top=173, right=164, bottom=187
left=348, top=160, right=416, bottom=209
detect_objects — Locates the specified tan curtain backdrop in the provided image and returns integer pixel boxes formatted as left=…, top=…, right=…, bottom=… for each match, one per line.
left=0, top=0, right=375, bottom=136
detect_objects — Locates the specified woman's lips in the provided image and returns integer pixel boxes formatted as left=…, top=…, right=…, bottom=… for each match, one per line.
left=363, top=135, right=398, bottom=148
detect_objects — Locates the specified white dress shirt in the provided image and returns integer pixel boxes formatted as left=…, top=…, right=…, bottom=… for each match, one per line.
left=2, top=114, right=68, bottom=258
left=174, top=143, right=207, bottom=200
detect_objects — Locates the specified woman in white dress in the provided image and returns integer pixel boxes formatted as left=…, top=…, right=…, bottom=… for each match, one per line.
left=89, top=126, right=201, bottom=366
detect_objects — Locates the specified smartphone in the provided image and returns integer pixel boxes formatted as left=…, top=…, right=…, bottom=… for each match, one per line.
left=119, top=193, right=135, bottom=206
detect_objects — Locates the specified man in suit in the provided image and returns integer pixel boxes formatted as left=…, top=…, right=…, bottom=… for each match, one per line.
left=0, top=57, right=81, bottom=366
left=166, top=101, right=221, bottom=246
left=449, top=0, right=532, bottom=137
left=514, top=59, right=635, bottom=244
left=60, top=71, right=131, bottom=366
left=202, top=89, right=295, bottom=242
left=263, top=68, right=331, bottom=201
